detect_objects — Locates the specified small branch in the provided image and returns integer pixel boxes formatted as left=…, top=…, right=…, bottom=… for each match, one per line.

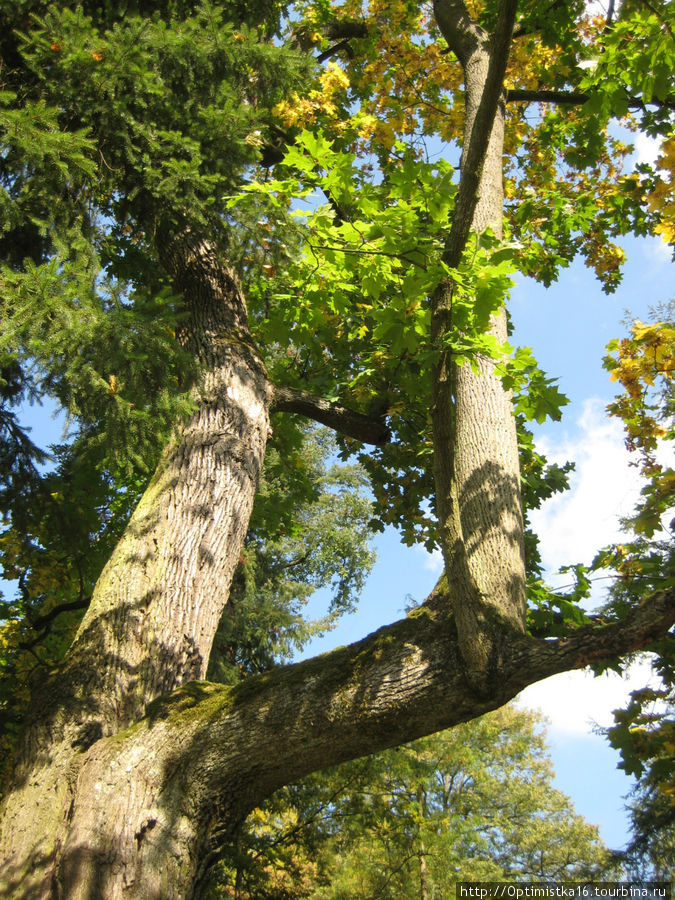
left=291, top=20, right=369, bottom=54
left=507, top=88, right=590, bottom=106
left=323, top=21, right=369, bottom=42
left=277, top=552, right=311, bottom=571
left=318, top=186, right=351, bottom=224
left=506, top=88, right=675, bottom=112
left=270, top=384, right=391, bottom=445
left=317, top=38, right=355, bottom=63
left=29, top=596, right=90, bottom=632
left=639, top=0, right=674, bottom=41
left=20, top=597, right=91, bottom=650
left=307, top=240, right=428, bottom=271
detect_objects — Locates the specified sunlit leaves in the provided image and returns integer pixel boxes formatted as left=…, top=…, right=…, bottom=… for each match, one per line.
left=575, top=309, right=675, bottom=876
left=212, top=705, right=615, bottom=895
left=604, top=315, right=674, bottom=538
left=501, top=347, right=569, bottom=425
left=274, top=60, right=351, bottom=129
left=248, top=130, right=520, bottom=386
left=238, top=124, right=576, bottom=548
left=579, top=5, right=675, bottom=131
left=645, top=136, right=675, bottom=247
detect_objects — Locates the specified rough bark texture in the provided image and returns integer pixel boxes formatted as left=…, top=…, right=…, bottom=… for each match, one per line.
left=431, top=0, right=524, bottom=695
left=0, top=4, right=672, bottom=898
left=3, top=580, right=672, bottom=898
left=0, top=231, right=271, bottom=898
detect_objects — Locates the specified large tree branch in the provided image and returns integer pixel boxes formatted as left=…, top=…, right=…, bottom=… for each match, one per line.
left=75, top=585, right=674, bottom=845
left=59, top=585, right=673, bottom=891
left=167, top=586, right=675, bottom=787
left=270, top=383, right=391, bottom=445
left=506, top=88, right=675, bottom=112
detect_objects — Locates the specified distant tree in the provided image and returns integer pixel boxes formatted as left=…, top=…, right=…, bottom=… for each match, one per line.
left=208, top=425, right=376, bottom=685
left=212, top=705, right=616, bottom=898
left=0, top=0, right=673, bottom=895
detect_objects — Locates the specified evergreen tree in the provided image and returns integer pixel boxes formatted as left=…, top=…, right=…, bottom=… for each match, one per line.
left=0, top=0, right=672, bottom=895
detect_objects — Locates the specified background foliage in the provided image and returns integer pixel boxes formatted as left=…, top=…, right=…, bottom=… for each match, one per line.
left=0, top=0, right=673, bottom=883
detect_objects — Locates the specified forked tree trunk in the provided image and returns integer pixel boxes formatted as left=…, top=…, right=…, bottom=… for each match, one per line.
left=1, top=4, right=673, bottom=898
left=3, top=579, right=669, bottom=898
left=431, top=0, right=526, bottom=694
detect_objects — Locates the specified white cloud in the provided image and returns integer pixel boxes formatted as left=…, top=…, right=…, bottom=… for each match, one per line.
left=520, top=400, right=672, bottom=737
left=419, top=546, right=443, bottom=573
left=644, top=234, right=673, bottom=265
left=634, top=132, right=662, bottom=168
left=517, top=656, right=658, bottom=736
left=529, top=399, right=645, bottom=581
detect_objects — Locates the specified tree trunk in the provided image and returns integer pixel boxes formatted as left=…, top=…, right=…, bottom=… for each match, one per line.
left=0, top=231, right=271, bottom=898
left=0, top=4, right=673, bottom=898
left=431, top=0, right=525, bottom=696
left=419, top=844, right=429, bottom=900
left=417, top=786, right=430, bottom=900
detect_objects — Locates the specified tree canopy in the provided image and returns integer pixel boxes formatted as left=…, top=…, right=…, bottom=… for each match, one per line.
left=0, top=0, right=673, bottom=896
left=213, top=704, right=616, bottom=898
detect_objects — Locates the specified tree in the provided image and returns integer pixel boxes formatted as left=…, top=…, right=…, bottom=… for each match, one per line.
left=0, top=0, right=673, bottom=896
left=593, top=305, right=674, bottom=880
left=213, top=705, right=616, bottom=898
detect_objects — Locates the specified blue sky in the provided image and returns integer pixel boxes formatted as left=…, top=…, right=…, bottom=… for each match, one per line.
left=3, top=139, right=672, bottom=859
left=297, top=223, right=673, bottom=851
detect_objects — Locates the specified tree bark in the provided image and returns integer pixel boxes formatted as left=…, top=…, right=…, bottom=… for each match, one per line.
left=419, top=843, right=429, bottom=900
left=2, top=576, right=671, bottom=898
left=0, top=230, right=272, bottom=898
left=418, top=786, right=430, bottom=900
left=0, top=5, right=672, bottom=898
left=431, top=0, right=524, bottom=695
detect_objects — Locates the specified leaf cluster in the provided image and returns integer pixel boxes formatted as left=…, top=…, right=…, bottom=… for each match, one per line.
left=208, top=705, right=617, bottom=897
left=243, top=132, right=569, bottom=548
